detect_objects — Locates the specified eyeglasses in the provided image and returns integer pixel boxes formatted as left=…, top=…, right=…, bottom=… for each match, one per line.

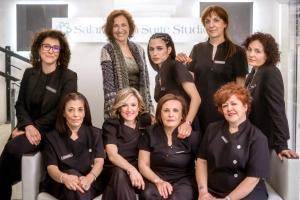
left=41, top=44, right=61, bottom=53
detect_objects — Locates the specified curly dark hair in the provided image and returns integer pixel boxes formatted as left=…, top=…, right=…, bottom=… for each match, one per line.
left=243, top=32, right=280, bottom=66
left=30, top=29, right=71, bottom=68
left=103, top=9, right=136, bottom=42
left=214, top=82, right=252, bottom=115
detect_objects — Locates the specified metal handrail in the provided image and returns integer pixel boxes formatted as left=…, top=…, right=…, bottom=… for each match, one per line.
left=0, top=45, right=29, bottom=125
left=0, top=46, right=30, bottom=63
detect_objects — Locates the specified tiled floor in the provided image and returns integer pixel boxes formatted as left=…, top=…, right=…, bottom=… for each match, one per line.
left=0, top=123, right=22, bottom=200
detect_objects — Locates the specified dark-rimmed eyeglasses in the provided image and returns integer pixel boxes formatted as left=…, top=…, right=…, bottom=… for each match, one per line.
left=41, top=44, right=61, bottom=53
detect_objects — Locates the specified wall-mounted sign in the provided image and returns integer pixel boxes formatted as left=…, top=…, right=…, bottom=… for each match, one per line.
left=52, top=17, right=207, bottom=43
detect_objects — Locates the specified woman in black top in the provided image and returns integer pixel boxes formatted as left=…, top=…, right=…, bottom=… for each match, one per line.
left=243, top=32, right=298, bottom=159
left=0, top=29, right=77, bottom=199
left=196, top=83, right=269, bottom=200
left=139, top=94, right=199, bottom=200
left=101, top=87, right=151, bottom=200
left=148, top=33, right=201, bottom=138
left=43, top=92, right=104, bottom=200
left=177, top=5, right=248, bottom=132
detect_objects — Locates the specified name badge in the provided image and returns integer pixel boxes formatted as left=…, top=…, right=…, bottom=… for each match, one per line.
left=214, top=60, right=226, bottom=64
left=46, top=86, right=57, bottom=93
left=175, top=151, right=185, bottom=154
left=88, top=148, right=92, bottom=152
left=61, top=153, right=73, bottom=160
left=221, top=136, right=228, bottom=144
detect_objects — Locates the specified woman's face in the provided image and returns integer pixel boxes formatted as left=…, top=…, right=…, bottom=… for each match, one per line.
left=39, top=37, right=60, bottom=66
left=112, top=15, right=130, bottom=43
left=246, top=40, right=267, bottom=67
left=161, top=100, right=183, bottom=129
left=221, top=95, right=247, bottom=126
left=120, top=95, right=139, bottom=123
left=148, top=38, right=171, bottom=66
left=64, top=99, right=85, bottom=130
left=203, top=12, right=227, bottom=40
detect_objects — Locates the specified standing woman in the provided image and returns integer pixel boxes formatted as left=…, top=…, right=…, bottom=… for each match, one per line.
left=177, top=5, right=248, bottom=132
left=101, top=87, right=150, bottom=200
left=243, top=32, right=298, bottom=159
left=42, top=92, right=104, bottom=200
left=148, top=33, right=201, bottom=138
left=138, top=94, right=199, bottom=200
left=0, top=29, right=77, bottom=199
left=101, top=9, right=154, bottom=119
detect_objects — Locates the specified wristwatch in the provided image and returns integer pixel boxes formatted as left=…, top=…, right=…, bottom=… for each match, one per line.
left=225, top=195, right=231, bottom=200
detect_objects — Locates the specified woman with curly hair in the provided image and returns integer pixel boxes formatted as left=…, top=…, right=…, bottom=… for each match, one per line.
left=0, top=29, right=77, bottom=199
left=243, top=32, right=298, bottom=160
left=196, top=82, right=269, bottom=200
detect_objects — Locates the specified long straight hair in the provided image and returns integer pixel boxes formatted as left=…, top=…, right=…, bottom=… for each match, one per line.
left=201, top=5, right=236, bottom=60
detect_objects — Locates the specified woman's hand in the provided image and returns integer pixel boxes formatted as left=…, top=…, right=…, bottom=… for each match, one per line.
left=278, top=149, right=299, bottom=160
left=177, top=121, right=192, bottom=139
left=79, top=174, right=94, bottom=191
left=155, top=180, right=173, bottom=199
left=25, top=125, right=41, bottom=145
left=62, top=174, right=84, bottom=193
left=11, top=128, right=25, bottom=138
left=128, top=168, right=145, bottom=190
left=175, top=53, right=192, bottom=64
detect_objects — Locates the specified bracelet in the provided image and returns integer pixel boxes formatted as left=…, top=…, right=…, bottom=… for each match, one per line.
left=59, top=173, right=64, bottom=184
left=89, top=171, right=97, bottom=181
left=225, top=195, right=231, bottom=200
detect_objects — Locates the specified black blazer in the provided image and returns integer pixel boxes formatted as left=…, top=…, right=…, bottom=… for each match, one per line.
left=15, top=67, right=77, bottom=132
left=246, top=64, right=289, bottom=153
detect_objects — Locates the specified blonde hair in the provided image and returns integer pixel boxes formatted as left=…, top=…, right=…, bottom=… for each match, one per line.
left=110, top=87, right=145, bottom=118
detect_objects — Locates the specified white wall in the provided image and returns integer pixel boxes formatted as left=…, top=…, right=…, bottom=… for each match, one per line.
left=0, top=0, right=293, bottom=129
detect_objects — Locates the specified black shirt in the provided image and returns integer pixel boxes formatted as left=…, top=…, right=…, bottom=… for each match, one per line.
left=245, top=64, right=290, bottom=153
left=102, top=119, right=143, bottom=166
left=189, top=41, right=248, bottom=131
left=154, top=58, right=194, bottom=103
left=197, top=120, right=269, bottom=197
left=44, top=125, right=105, bottom=174
left=139, top=124, right=200, bottom=182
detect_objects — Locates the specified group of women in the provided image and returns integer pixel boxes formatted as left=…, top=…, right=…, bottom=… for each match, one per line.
left=0, top=4, right=298, bottom=200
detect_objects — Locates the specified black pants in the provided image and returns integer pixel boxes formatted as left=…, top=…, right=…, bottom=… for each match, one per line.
left=139, top=177, right=196, bottom=200
left=43, top=169, right=101, bottom=200
left=0, top=134, right=39, bottom=200
left=101, top=167, right=138, bottom=200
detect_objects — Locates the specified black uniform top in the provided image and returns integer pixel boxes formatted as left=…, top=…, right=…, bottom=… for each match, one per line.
left=44, top=125, right=105, bottom=174
left=139, top=124, right=200, bottom=182
left=154, top=58, right=194, bottom=103
left=15, top=67, right=77, bottom=132
left=102, top=118, right=146, bottom=166
left=245, top=64, right=290, bottom=153
left=197, top=120, right=269, bottom=197
left=188, top=41, right=248, bottom=131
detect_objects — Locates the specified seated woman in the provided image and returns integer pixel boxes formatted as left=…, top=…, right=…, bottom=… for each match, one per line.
left=0, top=29, right=77, bottom=199
left=138, top=94, right=199, bottom=200
left=42, top=92, right=104, bottom=200
left=196, top=82, right=269, bottom=200
left=147, top=33, right=201, bottom=138
left=101, top=87, right=151, bottom=200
